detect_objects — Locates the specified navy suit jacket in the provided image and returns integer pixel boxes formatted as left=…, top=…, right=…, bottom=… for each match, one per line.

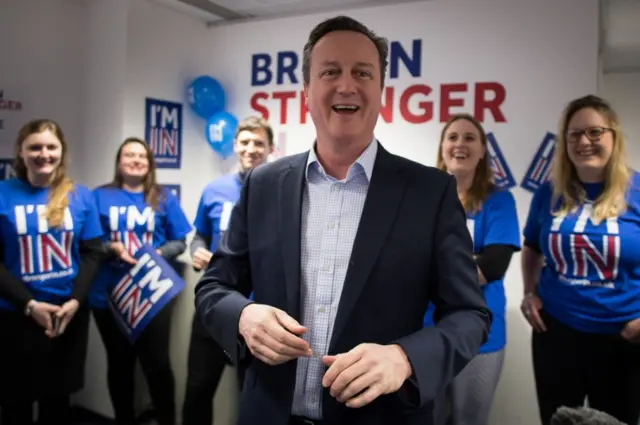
left=194, top=143, right=491, bottom=425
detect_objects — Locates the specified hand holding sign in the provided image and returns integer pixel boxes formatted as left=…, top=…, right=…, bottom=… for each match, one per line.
left=109, top=245, right=186, bottom=343
left=110, top=241, right=136, bottom=265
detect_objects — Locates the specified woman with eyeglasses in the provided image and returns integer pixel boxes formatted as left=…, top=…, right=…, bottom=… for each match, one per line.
left=521, top=95, right=640, bottom=425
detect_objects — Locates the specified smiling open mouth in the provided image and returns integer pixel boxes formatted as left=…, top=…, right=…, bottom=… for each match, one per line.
left=332, top=105, right=359, bottom=114
left=576, top=148, right=599, bottom=157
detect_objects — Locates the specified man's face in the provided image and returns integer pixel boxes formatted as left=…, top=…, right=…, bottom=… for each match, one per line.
left=234, top=128, right=272, bottom=171
left=304, top=30, right=382, bottom=145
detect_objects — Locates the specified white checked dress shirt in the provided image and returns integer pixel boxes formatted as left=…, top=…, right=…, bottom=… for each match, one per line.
left=290, top=139, right=378, bottom=420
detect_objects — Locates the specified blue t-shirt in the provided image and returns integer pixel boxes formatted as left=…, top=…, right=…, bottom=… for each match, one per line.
left=522, top=173, right=640, bottom=334
left=89, top=186, right=193, bottom=309
left=424, top=189, right=521, bottom=354
left=194, top=173, right=254, bottom=300
left=194, top=173, right=243, bottom=252
left=0, top=178, right=103, bottom=310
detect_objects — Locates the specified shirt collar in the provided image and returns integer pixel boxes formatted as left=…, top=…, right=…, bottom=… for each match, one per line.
left=306, top=138, right=378, bottom=182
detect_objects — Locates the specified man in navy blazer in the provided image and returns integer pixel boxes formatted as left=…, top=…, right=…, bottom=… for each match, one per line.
left=194, top=15, right=491, bottom=425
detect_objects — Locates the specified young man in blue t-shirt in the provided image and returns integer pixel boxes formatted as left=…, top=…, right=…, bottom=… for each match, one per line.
left=182, top=116, right=274, bottom=425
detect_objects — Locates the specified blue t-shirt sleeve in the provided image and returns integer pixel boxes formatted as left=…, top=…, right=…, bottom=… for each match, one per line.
left=164, top=190, right=193, bottom=241
left=483, top=190, right=521, bottom=249
left=78, top=186, right=104, bottom=241
left=523, top=183, right=551, bottom=248
left=193, top=189, right=211, bottom=238
left=91, top=188, right=110, bottom=242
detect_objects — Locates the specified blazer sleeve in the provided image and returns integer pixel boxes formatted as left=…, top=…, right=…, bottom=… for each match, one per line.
left=193, top=170, right=255, bottom=366
left=394, top=174, right=492, bottom=407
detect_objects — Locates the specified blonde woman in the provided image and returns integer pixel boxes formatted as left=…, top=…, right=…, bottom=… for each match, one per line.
left=0, top=119, right=103, bottom=425
left=521, top=95, right=640, bottom=425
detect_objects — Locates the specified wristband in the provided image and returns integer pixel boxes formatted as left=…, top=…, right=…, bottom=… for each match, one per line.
left=24, top=299, right=37, bottom=317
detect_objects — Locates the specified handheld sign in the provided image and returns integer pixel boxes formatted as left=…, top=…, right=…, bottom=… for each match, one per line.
left=108, top=244, right=185, bottom=343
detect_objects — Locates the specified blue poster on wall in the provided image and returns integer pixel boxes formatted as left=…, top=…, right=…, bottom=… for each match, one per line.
left=144, top=98, right=183, bottom=169
left=486, top=133, right=516, bottom=190
left=0, top=159, right=15, bottom=180
left=521, top=132, right=556, bottom=194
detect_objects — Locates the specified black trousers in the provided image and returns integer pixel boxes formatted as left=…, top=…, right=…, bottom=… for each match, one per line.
left=0, top=305, right=90, bottom=425
left=182, top=314, right=246, bottom=425
left=532, top=310, right=640, bottom=425
left=0, top=396, right=71, bottom=425
left=92, top=303, right=176, bottom=425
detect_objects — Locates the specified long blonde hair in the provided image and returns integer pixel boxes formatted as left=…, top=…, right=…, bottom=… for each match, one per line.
left=551, top=95, right=630, bottom=224
left=14, top=119, right=74, bottom=228
left=436, top=114, right=494, bottom=213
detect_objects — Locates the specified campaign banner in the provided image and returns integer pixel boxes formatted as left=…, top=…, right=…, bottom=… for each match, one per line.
left=486, top=132, right=517, bottom=190
left=521, top=132, right=556, bottom=193
left=0, top=158, right=15, bottom=180
left=108, top=244, right=185, bottom=343
left=144, top=97, right=183, bottom=169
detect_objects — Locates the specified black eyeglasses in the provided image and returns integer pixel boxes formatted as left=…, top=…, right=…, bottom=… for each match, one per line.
left=566, top=126, right=613, bottom=143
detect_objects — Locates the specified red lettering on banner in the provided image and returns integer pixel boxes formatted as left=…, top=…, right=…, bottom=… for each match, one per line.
left=0, top=100, right=22, bottom=111
left=475, top=82, right=506, bottom=122
left=250, top=82, right=507, bottom=125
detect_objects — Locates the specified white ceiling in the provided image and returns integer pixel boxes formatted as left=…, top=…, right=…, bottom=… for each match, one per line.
left=149, top=0, right=427, bottom=23
left=150, top=0, right=640, bottom=73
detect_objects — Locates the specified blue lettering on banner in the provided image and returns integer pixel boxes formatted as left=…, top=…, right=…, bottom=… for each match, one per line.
left=144, top=98, right=183, bottom=169
left=108, top=245, right=185, bottom=343
left=0, top=159, right=15, bottom=181
left=250, top=39, right=423, bottom=86
left=521, top=132, right=556, bottom=193
left=486, top=132, right=516, bottom=190
left=161, top=184, right=181, bottom=203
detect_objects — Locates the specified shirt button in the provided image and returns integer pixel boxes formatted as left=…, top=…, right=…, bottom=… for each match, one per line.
left=327, top=222, right=336, bottom=230
left=318, top=306, right=325, bottom=313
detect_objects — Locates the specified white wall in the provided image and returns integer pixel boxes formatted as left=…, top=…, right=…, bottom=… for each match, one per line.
left=600, top=73, right=640, bottom=170
left=0, top=0, right=85, bottom=178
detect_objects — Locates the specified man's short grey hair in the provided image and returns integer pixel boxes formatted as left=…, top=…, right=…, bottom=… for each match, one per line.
left=550, top=407, right=626, bottom=425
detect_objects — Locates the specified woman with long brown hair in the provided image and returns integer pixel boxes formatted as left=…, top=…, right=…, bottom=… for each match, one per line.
left=0, top=119, right=104, bottom=425
left=426, top=114, right=521, bottom=425
left=521, top=95, right=640, bottom=424
left=89, top=137, right=191, bottom=425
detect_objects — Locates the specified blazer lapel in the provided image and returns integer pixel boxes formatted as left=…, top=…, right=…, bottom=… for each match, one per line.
left=329, top=147, right=408, bottom=351
left=278, top=154, right=308, bottom=321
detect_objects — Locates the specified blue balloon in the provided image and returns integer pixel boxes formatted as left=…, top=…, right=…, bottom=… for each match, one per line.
left=205, top=111, right=238, bottom=159
left=187, top=76, right=225, bottom=119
